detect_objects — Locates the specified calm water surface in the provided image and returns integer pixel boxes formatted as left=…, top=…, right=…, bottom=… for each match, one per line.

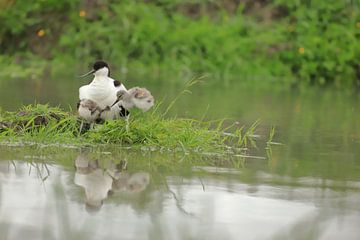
left=0, top=76, right=360, bottom=239
left=0, top=147, right=359, bottom=240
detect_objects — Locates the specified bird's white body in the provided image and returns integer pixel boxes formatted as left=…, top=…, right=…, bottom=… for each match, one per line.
left=79, top=78, right=117, bottom=109
left=78, top=67, right=128, bottom=121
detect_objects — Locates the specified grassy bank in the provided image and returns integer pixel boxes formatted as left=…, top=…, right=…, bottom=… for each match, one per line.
left=0, top=0, right=359, bottom=87
left=0, top=103, right=259, bottom=155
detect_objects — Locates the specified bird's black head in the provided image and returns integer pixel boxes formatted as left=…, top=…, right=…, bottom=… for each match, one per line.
left=93, top=60, right=110, bottom=76
left=79, top=60, right=111, bottom=78
left=93, top=60, right=109, bottom=71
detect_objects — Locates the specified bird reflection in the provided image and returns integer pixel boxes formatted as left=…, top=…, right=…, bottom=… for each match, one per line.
left=74, top=154, right=150, bottom=212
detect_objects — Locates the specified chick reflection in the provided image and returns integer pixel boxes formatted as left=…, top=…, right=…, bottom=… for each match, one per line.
left=111, top=172, right=150, bottom=194
left=74, top=154, right=150, bottom=212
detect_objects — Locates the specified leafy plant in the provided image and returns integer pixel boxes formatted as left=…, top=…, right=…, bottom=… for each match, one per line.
left=0, top=0, right=358, bottom=87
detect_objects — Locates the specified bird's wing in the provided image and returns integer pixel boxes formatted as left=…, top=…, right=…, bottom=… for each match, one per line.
left=109, top=77, right=128, bottom=92
left=79, top=85, right=89, bottom=100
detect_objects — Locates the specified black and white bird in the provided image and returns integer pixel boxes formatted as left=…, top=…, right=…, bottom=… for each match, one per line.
left=77, top=61, right=128, bottom=124
left=77, top=61, right=155, bottom=133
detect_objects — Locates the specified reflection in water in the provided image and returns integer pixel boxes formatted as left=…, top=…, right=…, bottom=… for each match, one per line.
left=74, top=154, right=150, bottom=211
left=0, top=152, right=360, bottom=240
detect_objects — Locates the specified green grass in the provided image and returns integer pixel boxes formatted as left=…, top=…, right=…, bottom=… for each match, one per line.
left=0, top=103, right=259, bottom=154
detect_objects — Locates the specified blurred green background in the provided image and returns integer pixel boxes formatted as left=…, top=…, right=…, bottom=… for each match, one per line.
left=0, top=0, right=359, bottom=87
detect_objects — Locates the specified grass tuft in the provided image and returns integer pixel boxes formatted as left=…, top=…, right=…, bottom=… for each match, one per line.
left=0, top=103, right=259, bottom=154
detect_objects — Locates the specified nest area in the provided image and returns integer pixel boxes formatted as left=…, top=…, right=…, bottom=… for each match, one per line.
left=0, top=104, right=258, bottom=155
left=0, top=110, right=70, bottom=132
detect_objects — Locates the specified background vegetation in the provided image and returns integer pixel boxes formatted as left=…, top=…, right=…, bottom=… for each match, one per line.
left=0, top=0, right=359, bottom=87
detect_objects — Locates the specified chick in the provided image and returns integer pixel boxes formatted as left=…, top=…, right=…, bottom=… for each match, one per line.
left=116, top=87, right=154, bottom=112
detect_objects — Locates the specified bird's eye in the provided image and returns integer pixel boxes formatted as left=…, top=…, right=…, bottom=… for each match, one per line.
left=147, top=100, right=152, bottom=103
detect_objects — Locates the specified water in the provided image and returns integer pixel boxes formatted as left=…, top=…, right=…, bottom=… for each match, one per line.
left=1, top=76, right=360, bottom=239
left=0, top=147, right=359, bottom=240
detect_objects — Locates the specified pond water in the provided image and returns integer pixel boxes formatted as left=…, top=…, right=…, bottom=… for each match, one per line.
left=1, top=75, right=360, bottom=239
left=0, top=146, right=359, bottom=240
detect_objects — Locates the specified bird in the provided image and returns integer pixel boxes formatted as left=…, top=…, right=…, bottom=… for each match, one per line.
left=77, top=61, right=155, bottom=133
left=77, top=99, right=110, bottom=123
left=116, top=87, right=154, bottom=112
left=77, top=61, right=128, bottom=128
left=115, top=87, right=155, bottom=132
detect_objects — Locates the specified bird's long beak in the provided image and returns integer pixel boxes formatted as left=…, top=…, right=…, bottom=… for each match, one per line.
left=78, top=69, right=95, bottom=78
left=110, top=91, right=127, bottom=108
